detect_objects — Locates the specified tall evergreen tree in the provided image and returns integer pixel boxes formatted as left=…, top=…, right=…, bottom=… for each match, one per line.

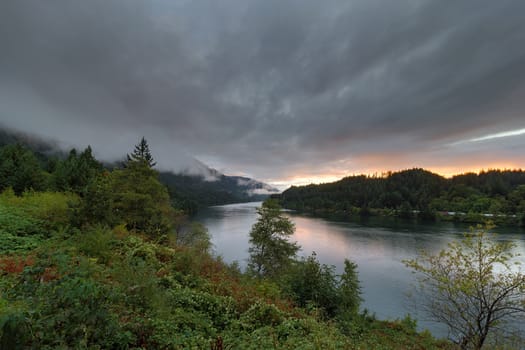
left=338, top=259, right=362, bottom=318
left=111, top=140, right=172, bottom=235
left=110, top=160, right=173, bottom=235
left=127, top=137, right=156, bottom=168
left=248, top=199, right=299, bottom=278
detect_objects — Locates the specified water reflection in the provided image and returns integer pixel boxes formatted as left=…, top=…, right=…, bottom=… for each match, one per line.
left=194, top=202, right=525, bottom=337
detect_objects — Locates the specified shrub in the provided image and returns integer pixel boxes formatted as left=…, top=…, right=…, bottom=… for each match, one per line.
left=0, top=202, right=45, bottom=237
left=240, top=300, right=285, bottom=330
left=283, top=252, right=362, bottom=321
left=168, top=288, right=238, bottom=330
left=0, top=189, right=79, bottom=232
left=73, top=225, right=116, bottom=264
left=0, top=299, right=30, bottom=349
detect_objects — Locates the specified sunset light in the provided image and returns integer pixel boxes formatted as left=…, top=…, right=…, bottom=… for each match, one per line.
left=3, top=1, right=525, bottom=347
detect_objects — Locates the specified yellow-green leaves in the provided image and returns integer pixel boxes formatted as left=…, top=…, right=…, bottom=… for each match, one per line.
left=404, top=225, right=525, bottom=349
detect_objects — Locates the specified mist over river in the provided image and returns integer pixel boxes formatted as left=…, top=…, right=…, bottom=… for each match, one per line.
left=194, top=202, right=525, bottom=337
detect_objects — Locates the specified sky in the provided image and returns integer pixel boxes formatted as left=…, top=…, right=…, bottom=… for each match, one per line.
left=1, top=0, right=525, bottom=189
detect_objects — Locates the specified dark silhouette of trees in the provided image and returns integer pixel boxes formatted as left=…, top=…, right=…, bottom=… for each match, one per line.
left=53, top=146, right=103, bottom=195
left=278, top=168, right=525, bottom=225
left=127, top=137, right=156, bottom=168
left=0, top=143, right=44, bottom=194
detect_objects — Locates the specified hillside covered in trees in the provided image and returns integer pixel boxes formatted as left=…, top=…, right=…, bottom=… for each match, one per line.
left=277, top=168, right=525, bottom=226
left=0, top=139, right=454, bottom=349
left=0, top=128, right=276, bottom=212
left=159, top=170, right=278, bottom=214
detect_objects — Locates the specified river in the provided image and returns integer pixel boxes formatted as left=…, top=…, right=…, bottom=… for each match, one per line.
left=194, top=201, right=525, bottom=337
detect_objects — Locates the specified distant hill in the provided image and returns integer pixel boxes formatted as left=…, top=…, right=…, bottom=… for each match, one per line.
left=159, top=164, right=279, bottom=213
left=0, top=127, right=279, bottom=211
left=0, top=127, right=67, bottom=167
left=276, top=168, right=525, bottom=226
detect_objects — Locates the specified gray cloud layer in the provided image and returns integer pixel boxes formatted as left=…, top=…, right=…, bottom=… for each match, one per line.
left=1, top=0, right=525, bottom=183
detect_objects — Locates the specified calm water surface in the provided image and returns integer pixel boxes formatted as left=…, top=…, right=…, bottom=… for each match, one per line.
left=194, top=202, right=525, bottom=337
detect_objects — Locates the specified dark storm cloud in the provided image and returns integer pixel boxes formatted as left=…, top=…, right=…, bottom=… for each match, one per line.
left=1, top=0, right=525, bottom=183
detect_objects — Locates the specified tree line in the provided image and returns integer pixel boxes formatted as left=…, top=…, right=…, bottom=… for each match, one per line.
left=0, top=132, right=271, bottom=215
left=0, top=138, right=179, bottom=236
left=277, top=168, right=525, bottom=226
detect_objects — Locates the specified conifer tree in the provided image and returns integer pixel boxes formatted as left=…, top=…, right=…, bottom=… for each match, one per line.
left=112, top=139, right=172, bottom=235
left=127, top=137, right=156, bottom=168
left=248, top=199, right=299, bottom=278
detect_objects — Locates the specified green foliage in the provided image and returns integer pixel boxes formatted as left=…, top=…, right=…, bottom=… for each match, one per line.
left=0, top=189, right=80, bottom=254
left=0, top=200, right=45, bottom=236
left=279, top=168, right=525, bottom=226
left=143, top=312, right=212, bottom=349
left=52, top=146, right=103, bottom=195
left=404, top=225, right=525, bottom=349
left=73, top=225, right=116, bottom=264
left=1, top=249, right=130, bottom=349
left=113, top=256, right=165, bottom=313
left=111, top=161, right=174, bottom=235
left=160, top=171, right=273, bottom=209
left=175, top=222, right=212, bottom=252
left=283, top=253, right=361, bottom=320
left=30, top=277, right=127, bottom=348
left=0, top=143, right=45, bottom=194
left=283, top=252, right=340, bottom=317
left=0, top=189, right=79, bottom=232
left=240, top=300, right=284, bottom=330
left=248, top=200, right=300, bottom=278
left=0, top=233, right=43, bottom=254
left=338, top=259, right=362, bottom=319
left=0, top=136, right=452, bottom=349
left=0, top=217, right=449, bottom=350
left=169, top=288, right=238, bottom=330
left=0, top=299, right=30, bottom=349
left=77, top=171, right=116, bottom=227
left=229, top=322, right=347, bottom=349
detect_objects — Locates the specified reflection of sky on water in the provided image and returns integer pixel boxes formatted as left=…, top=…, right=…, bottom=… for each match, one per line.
left=194, top=202, right=525, bottom=337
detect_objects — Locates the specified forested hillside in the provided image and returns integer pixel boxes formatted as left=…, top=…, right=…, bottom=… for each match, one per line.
left=0, top=140, right=452, bottom=349
left=160, top=170, right=278, bottom=214
left=0, top=128, right=277, bottom=212
left=278, top=168, right=525, bottom=225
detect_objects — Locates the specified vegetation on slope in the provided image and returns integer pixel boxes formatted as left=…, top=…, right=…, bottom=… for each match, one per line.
left=277, top=168, right=525, bottom=226
left=0, top=128, right=276, bottom=213
left=0, top=139, right=453, bottom=349
left=405, top=226, right=525, bottom=349
left=159, top=171, right=274, bottom=214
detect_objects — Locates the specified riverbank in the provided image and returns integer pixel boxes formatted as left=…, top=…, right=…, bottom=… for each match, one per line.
left=1, top=199, right=453, bottom=349
left=275, top=168, right=525, bottom=229
left=278, top=205, right=524, bottom=228
left=196, top=202, right=525, bottom=339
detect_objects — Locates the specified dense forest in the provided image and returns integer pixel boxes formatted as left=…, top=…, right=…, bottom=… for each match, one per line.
left=277, top=168, right=525, bottom=226
left=159, top=171, right=276, bottom=214
left=0, top=139, right=456, bottom=349
left=0, top=129, right=275, bottom=213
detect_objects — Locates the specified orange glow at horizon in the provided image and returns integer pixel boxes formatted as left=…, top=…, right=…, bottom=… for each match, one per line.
left=270, top=162, right=525, bottom=189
